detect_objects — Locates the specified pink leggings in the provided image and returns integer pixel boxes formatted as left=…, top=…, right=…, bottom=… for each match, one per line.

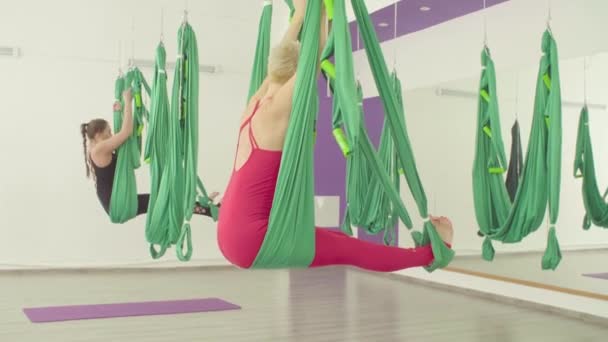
left=309, top=228, right=436, bottom=272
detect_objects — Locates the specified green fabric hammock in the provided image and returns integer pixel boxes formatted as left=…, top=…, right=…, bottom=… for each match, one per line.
left=142, top=23, right=218, bottom=261
left=358, top=72, right=405, bottom=244
left=472, top=32, right=562, bottom=270
left=250, top=0, right=323, bottom=268
left=167, top=22, right=218, bottom=261
left=108, top=68, right=150, bottom=224
left=574, top=106, right=608, bottom=230
left=326, top=3, right=411, bottom=244
left=247, top=1, right=273, bottom=101
left=349, top=0, right=453, bottom=272
left=144, top=42, right=184, bottom=259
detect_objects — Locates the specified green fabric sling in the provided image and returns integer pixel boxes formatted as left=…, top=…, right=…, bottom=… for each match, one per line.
left=247, top=1, right=273, bottom=101
left=358, top=72, right=404, bottom=244
left=574, top=106, right=608, bottom=230
left=321, top=1, right=411, bottom=241
left=144, top=42, right=185, bottom=259
left=250, top=0, right=323, bottom=268
left=349, top=0, right=454, bottom=271
left=170, top=22, right=218, bottom=261
left=108, top=68, right=150, bottom=224
left=472, top=31, right=562, bottom=270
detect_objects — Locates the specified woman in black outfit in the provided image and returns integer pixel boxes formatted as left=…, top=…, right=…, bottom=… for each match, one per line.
left=80, top=89, right=219, bottom=219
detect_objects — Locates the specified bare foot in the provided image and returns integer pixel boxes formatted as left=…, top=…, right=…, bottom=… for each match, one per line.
left=208, top=192, right=220, bottom=202
left=430, top=215, right=453, bottom=246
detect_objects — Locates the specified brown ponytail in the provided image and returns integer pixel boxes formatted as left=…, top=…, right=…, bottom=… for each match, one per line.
left=80, top=119, right=110, bottom=180
left=81, top=123, right=91, bottom=178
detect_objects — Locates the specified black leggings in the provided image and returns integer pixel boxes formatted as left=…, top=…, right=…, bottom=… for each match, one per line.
left=136, top=194, right=219, bottom=218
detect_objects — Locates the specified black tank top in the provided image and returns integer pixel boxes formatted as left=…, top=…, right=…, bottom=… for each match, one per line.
left=91, top=153, right=117, bottom=214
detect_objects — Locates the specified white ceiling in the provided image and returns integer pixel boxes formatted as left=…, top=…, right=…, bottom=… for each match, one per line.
left=0, top=0, right=399, bottom=75
left=354, top=0, right=608, bottom=95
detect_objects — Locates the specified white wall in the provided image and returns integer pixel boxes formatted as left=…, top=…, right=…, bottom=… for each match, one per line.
left=0, top=0, right=290, bottom=268
left=394, top=53, right=608, bottom=254
left=2, top=0, right=607, bottom=268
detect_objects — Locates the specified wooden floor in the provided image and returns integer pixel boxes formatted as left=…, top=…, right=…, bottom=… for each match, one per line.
left=1, top=267, right=607, bottom=342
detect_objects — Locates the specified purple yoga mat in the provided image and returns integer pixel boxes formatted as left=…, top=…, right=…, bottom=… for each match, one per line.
left=582, top=273, right=608, bottom=280
left=23, top=298, right=241, bottom=323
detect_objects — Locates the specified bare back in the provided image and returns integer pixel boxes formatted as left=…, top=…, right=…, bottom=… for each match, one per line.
left=233, top=82, right=294, bottom=171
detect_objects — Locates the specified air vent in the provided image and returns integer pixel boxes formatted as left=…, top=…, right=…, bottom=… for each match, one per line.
left=0, top=46, right=20, bottom=58
left=129, top=58, right=220, bottom=74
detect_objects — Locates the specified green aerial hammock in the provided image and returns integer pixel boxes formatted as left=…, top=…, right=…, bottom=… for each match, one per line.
left=112, top=21, right=217, bottom=261
left=151, top=21, right=218, bottom=261
left=340, top=0, right=453, bottom=271
left=144, top=42, right=185, bottom=259
left=247, top=0, right=273, bottom=101
left=248, top=0, right=453, bottom=271
left=574, top=106, right=608, bottom=230
left=472, top=31, right=562, bottom=270
left=318, top=4, right=409, bottom=243
left=108, top=67, right=150, bottom=224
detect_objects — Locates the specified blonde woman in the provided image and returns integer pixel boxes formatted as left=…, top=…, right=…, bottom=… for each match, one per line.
left=217, top=0, right=454, bottom=270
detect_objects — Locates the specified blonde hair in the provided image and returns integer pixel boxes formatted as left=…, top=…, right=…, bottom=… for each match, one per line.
left=268, top=41, right=300, bottom=84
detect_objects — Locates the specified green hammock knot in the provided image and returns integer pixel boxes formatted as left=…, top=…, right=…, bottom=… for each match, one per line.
left=323, top=0, right=334, bottom=20
left=176, top=221, right=193, bottom=261
left=543, top=73, right=552, bottom=90
left=333, top=127, right=351, bottom=157
left=210, top=205, right=220, bottom=221
left=483, top=126, right=493, bottom=138
left=149, top=242, right=168, bottom=259
left=423, top=222, right=455, bottom=273
left=582, top=215, right=591, bottom=231
left=482, top=237, right=495, bottom=261
left=321, top=59, right=336, bottom=80
left=135, top=92, right=142, bottom=108
left=480, top=89, right=491, bottom=103
left=541, top=226, right=562, bottom=270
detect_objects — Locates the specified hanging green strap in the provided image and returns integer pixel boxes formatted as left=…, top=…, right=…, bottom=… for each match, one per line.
left=351, top=0, right=453, bottom=271
left=250, top=0, right=322, bottom=268
left=144, top=42, right=183, bottom=259
left=174, top=22, right=216, bottom=261
left=333, top=0, right=414, bottom=234
left=247, top=1, right=273, bottom=101
left=573, top=106, right=608, bottom=229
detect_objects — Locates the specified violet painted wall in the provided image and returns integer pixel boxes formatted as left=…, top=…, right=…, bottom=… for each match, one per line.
left=314, top=78, right=397, bottom=245
left=349, top=0, right=509, bottom=50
